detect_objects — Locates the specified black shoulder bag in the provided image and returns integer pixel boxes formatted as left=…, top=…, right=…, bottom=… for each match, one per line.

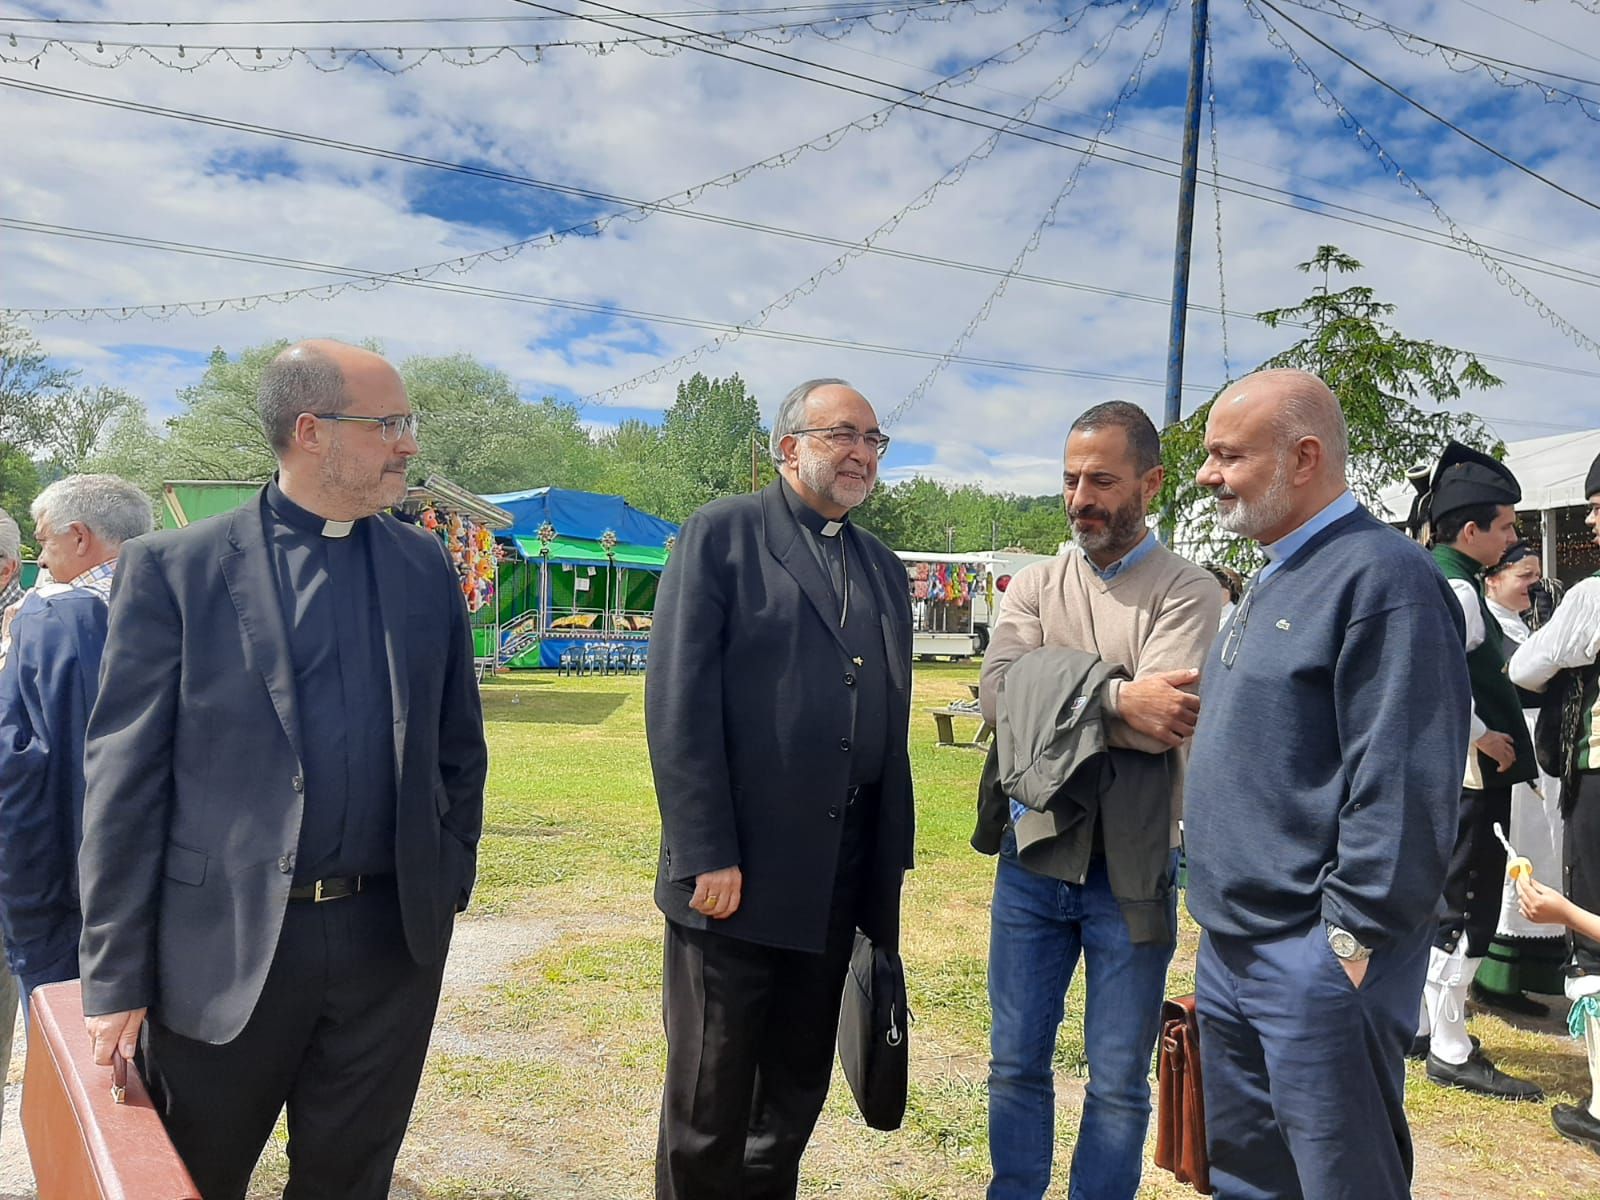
left=838, top=931, right=910, bottom=1130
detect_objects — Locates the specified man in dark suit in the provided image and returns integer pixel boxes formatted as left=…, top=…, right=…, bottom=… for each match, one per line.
left=77, top=340, right=488, bottom=1200
left=647, top=377, right=915, bottom=1199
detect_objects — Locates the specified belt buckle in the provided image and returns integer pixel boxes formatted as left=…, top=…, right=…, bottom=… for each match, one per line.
left=313, top=878, right=328, bottom=903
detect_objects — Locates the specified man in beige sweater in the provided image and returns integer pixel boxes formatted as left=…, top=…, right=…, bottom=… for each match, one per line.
left=978, top=401, right=1219, bottom=1200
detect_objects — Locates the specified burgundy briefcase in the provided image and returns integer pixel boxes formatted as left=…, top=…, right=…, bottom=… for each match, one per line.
left=21, top=980, right=201, bottom=1200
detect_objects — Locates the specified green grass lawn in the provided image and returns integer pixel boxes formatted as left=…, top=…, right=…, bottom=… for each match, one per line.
left=246, top=663, right=1600, bottom=1198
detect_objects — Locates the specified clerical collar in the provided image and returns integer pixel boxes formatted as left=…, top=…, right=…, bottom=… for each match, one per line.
left=779, top=476, right=849, bottom=537
left=266, top=478, right=358, bottom=539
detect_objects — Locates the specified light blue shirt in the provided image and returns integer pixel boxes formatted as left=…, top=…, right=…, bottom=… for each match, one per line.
left=1081, top=529, right=1157, bottom=583
left=1259, top=490, right=1358, bottom=583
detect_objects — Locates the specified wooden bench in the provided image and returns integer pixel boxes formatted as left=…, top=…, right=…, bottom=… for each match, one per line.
left=930, top=705, right=993, bottom=749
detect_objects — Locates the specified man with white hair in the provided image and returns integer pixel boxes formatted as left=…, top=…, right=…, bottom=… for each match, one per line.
left=1182, top=370, right=1471, bottom=1199
left=647, top=377, right=914, bottom=1198
left=0, top=506, right=24, bottom=1124
left=0, top=506, right=23, bottom=661
left=0, top=474, right=151, bottom=1001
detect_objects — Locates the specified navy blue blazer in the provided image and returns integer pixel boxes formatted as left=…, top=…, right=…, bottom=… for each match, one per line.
left=0, top=587, right=108, bottom=987
left=78, top=489, right=488, bottom=1044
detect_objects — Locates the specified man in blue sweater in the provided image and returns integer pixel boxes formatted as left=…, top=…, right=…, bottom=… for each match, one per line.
left=1184, top=369, right=1471, bottom=1200
left=0, top=474, right=151, bottom=1002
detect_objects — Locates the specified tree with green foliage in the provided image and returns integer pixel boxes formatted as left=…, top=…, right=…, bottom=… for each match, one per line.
left=655, top=373, right=768, bottom=521
left=593, top=418, right=677, bottom=518
left=0, top=316, right=72, bottom=452
left=853, top=477, right=1064, bottom=554
left=1160, top=245, right=1503, bottom=568
left=82, top=408, right=171, bottom=499
left=35, top=384, right=140, bottom=475
left=401, top=353, right=599, bottom=494
left=161, top=343, right=285, bottom=481
left=0, top=444, right=40, bottom=547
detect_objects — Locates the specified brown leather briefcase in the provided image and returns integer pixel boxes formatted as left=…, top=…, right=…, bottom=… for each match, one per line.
left=1153, top=993, right=1212, bottom=1195
left=21, top=980, right=201, bottom=1200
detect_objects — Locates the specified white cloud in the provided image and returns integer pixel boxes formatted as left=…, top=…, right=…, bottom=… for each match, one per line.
left=4, top=0, right=1599, bottom=493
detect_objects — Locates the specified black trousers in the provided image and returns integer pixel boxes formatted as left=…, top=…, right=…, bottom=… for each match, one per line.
left=1567, top=772, right=1600, bottom=975
left=656, top=798, right=871, bottom=1200
left=1434, top=785, right=1512, bottom=958
left=140, top=884, right=448, bottom=1200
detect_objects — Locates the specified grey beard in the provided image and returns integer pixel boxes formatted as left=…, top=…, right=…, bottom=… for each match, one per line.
left=1215, top=470, right=1294, bottom=540
left=798, top=449, right=869, bottom=509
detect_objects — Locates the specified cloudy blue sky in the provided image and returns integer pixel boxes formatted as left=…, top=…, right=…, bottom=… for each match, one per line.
left=3, top=0, right=1597, bottom=495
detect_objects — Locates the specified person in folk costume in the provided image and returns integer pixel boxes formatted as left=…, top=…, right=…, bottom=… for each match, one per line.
left=1406, top=442, right=1544, bottom=1100
left=1510, top=449, right=1600, bottom=1152
left=1475, top=542, right=1565, bottom=1016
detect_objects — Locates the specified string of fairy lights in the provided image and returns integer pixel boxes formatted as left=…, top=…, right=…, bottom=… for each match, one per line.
left=886, top=0, right=1178, bottom=423
left=0, top=0, right=997, bottom=73
left=1243, top=0, right=1600, bottom=366
left=1, top=0, right=1597, bottom=425
left=591, top=0, right=1160, bottom=405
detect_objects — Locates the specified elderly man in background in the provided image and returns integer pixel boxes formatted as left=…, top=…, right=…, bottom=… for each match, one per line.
left=647, top=377, right=914, bottom=1199
left=0, top=507, right=23, bottom=660
left=0, top=476, right=151, bottom=1003
left=973, top=401, right=1218, bottom=1200
left=0, top=505, right=25, bottom=1126
left=1183, top=369, right=1470, bottom=1200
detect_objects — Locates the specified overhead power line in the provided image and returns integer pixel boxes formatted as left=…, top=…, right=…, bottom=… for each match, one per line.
left=1243, top=0, right=1600, bottom=362
left=9, top=216, right=1598, bottom=383
left=0, top=10, right=1145, bottom=313
left=6, top=52, right=1600, bottom=297
left=1285, top=0, right=1600, bottom=89
left=0, top=219, right=1222, bottom=396
left=592, top=0, right=1160, bottom=402
left=1258, top=0, right=1600, bottom=214
left=887, top=0, right=1177, bottom=424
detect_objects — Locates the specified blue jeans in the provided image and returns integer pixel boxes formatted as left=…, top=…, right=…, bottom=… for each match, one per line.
left=986, top=835, right=1177, bottom=1200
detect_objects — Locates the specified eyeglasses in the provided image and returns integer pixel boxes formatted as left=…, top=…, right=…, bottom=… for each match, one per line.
left=306, top=412, right=419, bottom=443
left=792, top=426, right=891, bottom=459
left=1219, top=581, right=1255, bottom=668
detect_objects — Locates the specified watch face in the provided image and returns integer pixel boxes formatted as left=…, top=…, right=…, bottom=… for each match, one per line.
left=1329, top=930, right=1356, bottom=959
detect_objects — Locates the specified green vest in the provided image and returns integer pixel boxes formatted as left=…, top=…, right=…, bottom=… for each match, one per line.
left=1433, top=544, right=1538, bottom=786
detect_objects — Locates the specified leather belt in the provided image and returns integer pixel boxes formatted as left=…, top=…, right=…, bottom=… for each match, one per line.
left=287, top=874, right=384, bottom=903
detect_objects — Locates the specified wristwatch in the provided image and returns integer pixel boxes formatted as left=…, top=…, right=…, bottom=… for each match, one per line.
left=1326, top=923, right=1372, bottom=962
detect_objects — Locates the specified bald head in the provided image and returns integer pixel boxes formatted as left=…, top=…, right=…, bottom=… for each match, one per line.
left=258, top=340, right=402, bottom=455
left=1217, top=369, right=1348, bottom=475
left=1197, top=369, right=1350, bottom=544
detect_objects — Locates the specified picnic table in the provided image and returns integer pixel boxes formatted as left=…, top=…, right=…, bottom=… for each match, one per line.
left=929, top=695, right=993, bottom=749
